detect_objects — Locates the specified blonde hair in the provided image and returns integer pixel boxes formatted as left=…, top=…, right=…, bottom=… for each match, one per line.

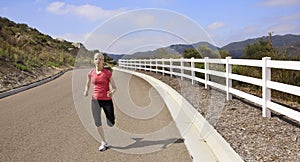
left=94, top=52, right=104, bottom=59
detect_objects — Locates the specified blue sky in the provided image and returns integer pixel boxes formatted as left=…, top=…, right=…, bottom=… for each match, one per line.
left=1, top=0, right=300, bottom=54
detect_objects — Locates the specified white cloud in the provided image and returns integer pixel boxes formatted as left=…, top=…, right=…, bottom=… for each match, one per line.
left=260, top=0, right=300, bottom=7
left=267, top=23, right=298, bottom=34
left=281, top=13, right=300, bottom=21
left=46, top=2, right=126, bottom=21
left=206, top=22, right=225, bottom=30
left=265, top=13, right=300, bottom=35
left=46, top=2, right=67, bottom=14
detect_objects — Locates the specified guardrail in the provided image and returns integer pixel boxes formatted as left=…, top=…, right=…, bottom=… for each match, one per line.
left=118, top=57, right=300, bottom=122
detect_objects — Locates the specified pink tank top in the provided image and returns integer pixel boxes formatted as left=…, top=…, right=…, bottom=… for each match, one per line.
left=88, top=68, right=112, bottom=100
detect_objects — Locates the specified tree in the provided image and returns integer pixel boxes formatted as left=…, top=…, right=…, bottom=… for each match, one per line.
left=198, top=45, right=214, bottom=58
left=183, top=48, right=201, bottom=58
left=243, top=38, right=274, bottom=59
left=243, top=32, right=281, bottom=59
left=103, top=53, right=113, bottom=62
left=218, top=49, right=230, bottom=58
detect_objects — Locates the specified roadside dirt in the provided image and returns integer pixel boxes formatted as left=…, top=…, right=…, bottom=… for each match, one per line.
left=0, top=63, right=68, bottom=92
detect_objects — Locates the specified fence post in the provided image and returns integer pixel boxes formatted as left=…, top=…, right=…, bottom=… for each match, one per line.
left=204, top=57, right=209, bottom=89
left=134, top=59, right=137, bottom=71
left=162, top=58, right=165, bottom=76
left=135, top=59, right=139, bottom=70
left=170, top=58, right=173, bottom=78
left=262, top=57, right=271, bottom=118
left=124, top=59, right=127, bottom=69
left=144, top=59, right=147, bottom=71
left=226, top=57, right=232, bottom=100
left=155, top=58, right=158, bottom=73
left=191, top=57, right=195, bottom=85
left=149, top=58, right=152, bottom=72
left=129, top=59, right=131, bottom=69
left=138, top=59, right=141, bottom=70
left=181, top=57, right=184, bottom=80
left=132, top=60, right=134, bottom=70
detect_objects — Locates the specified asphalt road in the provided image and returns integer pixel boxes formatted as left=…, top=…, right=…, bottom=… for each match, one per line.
left=0, top=69, right=192, bottom=162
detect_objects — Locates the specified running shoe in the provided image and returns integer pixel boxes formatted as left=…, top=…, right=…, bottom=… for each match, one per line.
left=99, top=141, right=108, bottom=152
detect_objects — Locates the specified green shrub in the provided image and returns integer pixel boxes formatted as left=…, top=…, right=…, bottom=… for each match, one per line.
left=14, top=63, right=30, bottom=71
left=0, top=48, right=8, bottom=59
left=47, top=61, right=60, bottom=67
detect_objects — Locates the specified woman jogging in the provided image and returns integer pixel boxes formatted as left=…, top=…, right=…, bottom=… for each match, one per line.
left=84, top=52, right=117, bottom=152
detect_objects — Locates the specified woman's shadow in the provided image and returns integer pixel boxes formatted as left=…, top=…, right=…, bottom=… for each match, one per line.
left=110, top=137, right=184, bottom=150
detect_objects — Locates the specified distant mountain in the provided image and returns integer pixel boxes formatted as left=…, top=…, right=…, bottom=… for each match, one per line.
left=120, top=34, right=300, bottom=59
left=169, top=41, right=219, bottom=54
left=107, top=54, right=125, bottom=61
left=221, top=34, right=300, bottom=58
left=121, top=42, right=219, bottom=59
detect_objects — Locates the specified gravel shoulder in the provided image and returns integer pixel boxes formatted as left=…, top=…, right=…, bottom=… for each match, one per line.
left=138, top=70, right=300, bottom=162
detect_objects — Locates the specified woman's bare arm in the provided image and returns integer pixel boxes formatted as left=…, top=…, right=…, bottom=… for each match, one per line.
left=107, top=76, right=117, bottom=97
left=84, top=75, right=91, bottom=96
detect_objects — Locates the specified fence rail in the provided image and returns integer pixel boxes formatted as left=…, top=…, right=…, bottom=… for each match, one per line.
left=118, top=57, right=300, bottom=122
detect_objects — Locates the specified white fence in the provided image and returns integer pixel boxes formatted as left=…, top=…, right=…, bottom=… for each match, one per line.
left=118, top=57, right=300, bottom=122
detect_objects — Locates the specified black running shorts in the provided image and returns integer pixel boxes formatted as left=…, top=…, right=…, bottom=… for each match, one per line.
left=91, top=100, right=115, bottom=127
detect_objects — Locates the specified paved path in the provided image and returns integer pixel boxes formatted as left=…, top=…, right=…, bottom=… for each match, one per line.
left=0, top=69, right=192, bottom=162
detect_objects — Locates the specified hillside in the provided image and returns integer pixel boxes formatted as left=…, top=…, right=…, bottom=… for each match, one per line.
left=0, top=17, right=81, bottom=92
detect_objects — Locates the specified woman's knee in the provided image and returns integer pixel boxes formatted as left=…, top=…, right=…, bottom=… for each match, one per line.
left=107, top=118, right=115, bottom=127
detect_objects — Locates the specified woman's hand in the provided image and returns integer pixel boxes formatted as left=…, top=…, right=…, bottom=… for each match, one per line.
left=107, top=89, right=115, bottom=97
left=84, top=90, right=88, bottom=96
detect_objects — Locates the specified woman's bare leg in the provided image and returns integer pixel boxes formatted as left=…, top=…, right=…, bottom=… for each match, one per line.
left=97, top=126, right=105, bottom=142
